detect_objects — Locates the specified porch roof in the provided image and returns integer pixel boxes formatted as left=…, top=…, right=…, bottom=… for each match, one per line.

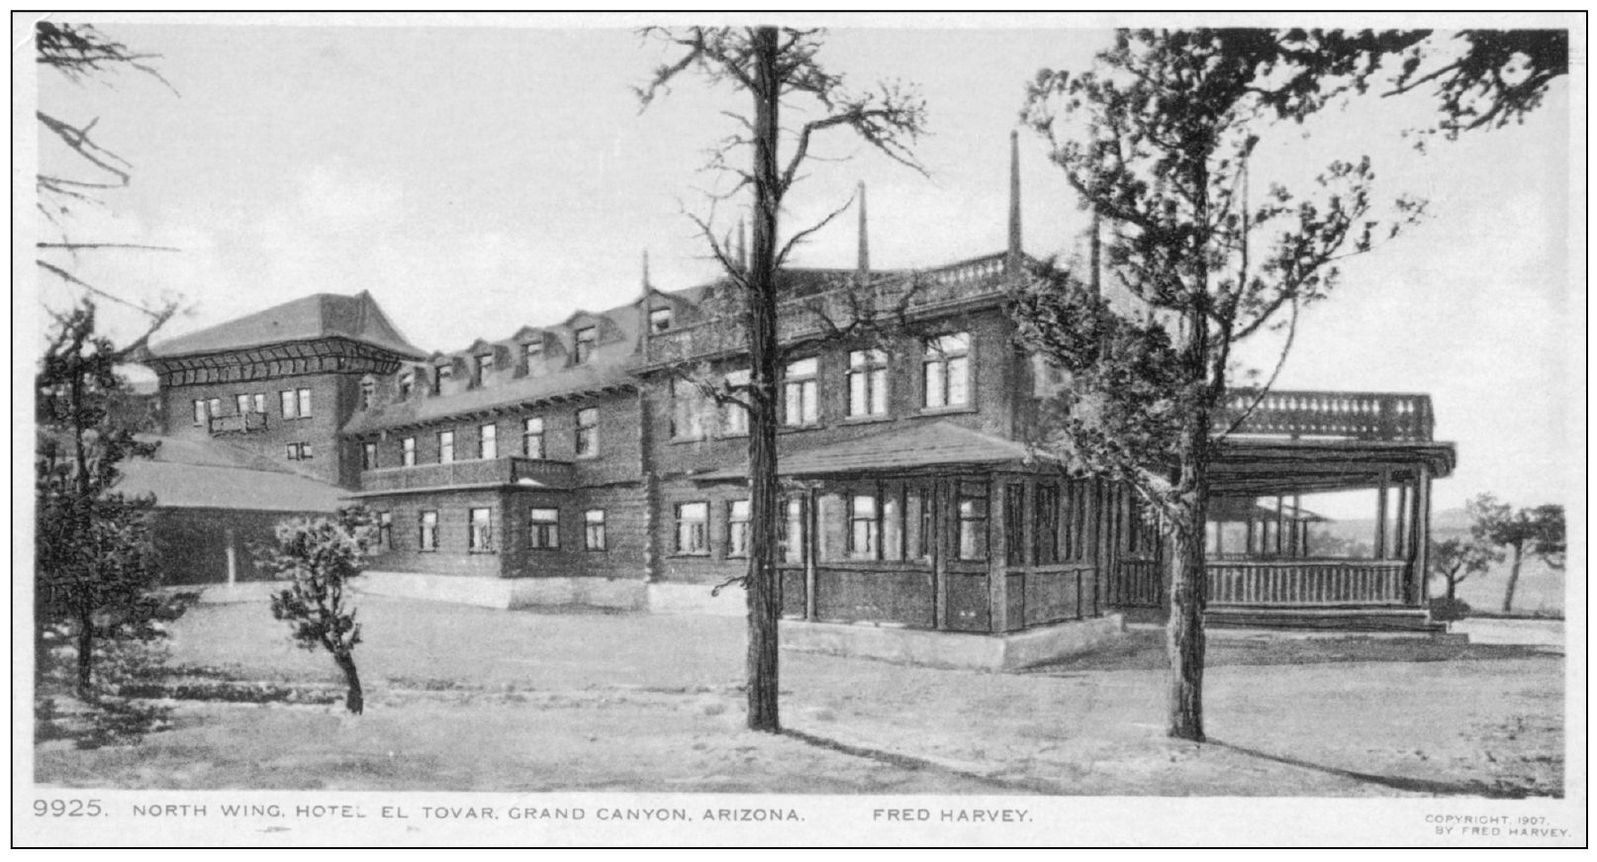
left=1211, top=438, right=1457, bottom=495
left=694, top=421, right=1047, bottom=481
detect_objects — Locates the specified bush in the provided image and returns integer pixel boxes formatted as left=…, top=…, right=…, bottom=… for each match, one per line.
left=1429, top=596, right=1472, bottom=622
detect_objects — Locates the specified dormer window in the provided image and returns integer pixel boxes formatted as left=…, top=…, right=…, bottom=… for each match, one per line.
left=360, top=376, right=377, bottom=410
left=398, top=370, right=414, bottom=400
left=475, top=353, right=494, bottom=383
left=522, top=340, right=543, bottom=366
left=648, top=308, right=672, bottom=334
left=574, top=327, right=597, bottom=364
left=434, top=362, right=453, bottom=390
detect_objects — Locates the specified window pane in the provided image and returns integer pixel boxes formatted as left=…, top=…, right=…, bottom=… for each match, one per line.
left=801, top=380, right=818, bottom=423
left=787, top=357, right=818, bottom=377
left=253, top=393, right=265, bottom=414
left=297, top=388, right=312, bottom=417
left=924, top=361, right=944, bottom=407
left=883, top=492, right=902, bottom=560
left=784, top=383, right=802, bottom=427
left=947, top=356, right=969, bottom=406
left=280, top=391, right=295, bottom=417
left=870, top=368, right=888, bottom=415
left=849, top=371, right=868, bottom=416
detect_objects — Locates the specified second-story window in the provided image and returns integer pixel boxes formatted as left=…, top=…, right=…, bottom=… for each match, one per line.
left=575, top=407, right=598, bottom=457
left=523, top=417, right=545, bottom=459
left=468, top=507, right=494, bottom=553
left=252, top=392, right=266, bottom=414
left=722, top=369, right=750, bottom=436
left=522, top=340, right=543, bottom=368
left=235, top=394, right=250, bottom=416
left=671, top=378, right=708, bottom=440
left=438, top=430, right=455, bottom=464
left=434, top=362, right=453, bottom=391
left=648, top=307, right=672, bottom=334
left=479, top=423, right=497, bottom=459
left=398, top=370, right=415, bottom=400
left=848, top=349, right=890, bottom=418
left=476, top=353, right=494, bottom=384
left=783, top=357, right=820, bottom=427
left=923, top=332, right=971, bottom=409
left=192, top=400, right=205, bottom=426
left=401, top=436, right=416, bottom=467
left=362, top=442, right=378, bottom=470
left=574, top=327, right=597, bottom=364
left=280, top=388, right=311, bottom=418
left=207, top=397, right=221, bottom=422
left=418, top=510, right=438, bottom=551
left=297, top=388, right=312, bottom=418
left=727, top=500, right=751, bottom=558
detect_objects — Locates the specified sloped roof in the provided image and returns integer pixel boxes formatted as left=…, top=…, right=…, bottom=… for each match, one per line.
left=149, top=291, right=426, bottom=360
left=696, top=421, right=1045, bottom=481
left=342, top=359, right=636, bottom=435
left=117, top=435, right=344, bottom=512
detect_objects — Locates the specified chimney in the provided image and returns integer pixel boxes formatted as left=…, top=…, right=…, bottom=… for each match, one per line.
left=856, top=181, right=870, bottom=277
left=1007, top=129, right=1023, bottom=272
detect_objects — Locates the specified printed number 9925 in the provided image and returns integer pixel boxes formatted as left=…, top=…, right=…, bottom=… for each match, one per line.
left=34, top=799, right=103, bottom=817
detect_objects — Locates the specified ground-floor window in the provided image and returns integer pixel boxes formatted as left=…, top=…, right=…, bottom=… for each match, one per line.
left=727, top=500, right=750, bottom=558
left=286, top=442, right=313, bottom=461
left=583, top=509, right=606, bottom=551
left=1035, top=483, right=1061, bottom=564
left=779, top=497, right=806, bottom=564
left=849, top=494, right=880, bottom=560
left=418, top=510, right=439, bottom=551
left=675, top=502, right=709, bottom=555
left=957, top=481, right=989, bottom=561
left=468, top=507, right=494, bottom=553
left=376, top=511, right=393, bottom=549
left=529, top=507, right=560, bottom=549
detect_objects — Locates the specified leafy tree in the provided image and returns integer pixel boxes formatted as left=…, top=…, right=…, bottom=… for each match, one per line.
left=1429, top=536, right=1502, bottom=603
left=1467, top=494, right=1566, bottom=613
left=1017, top=29, right=1423, bottom=741
left=35, top=301, right=183, bottom=697
left=637, top=27, right=926, bottom=732
left=258, top=508, right=376, bottom=715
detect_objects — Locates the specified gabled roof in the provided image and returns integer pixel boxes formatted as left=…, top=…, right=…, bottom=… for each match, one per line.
left=149, top=291, right=426, bottom=360
left=117, top=435, right=344, bottom=512
left=696, top=421, right=1045, bottom=481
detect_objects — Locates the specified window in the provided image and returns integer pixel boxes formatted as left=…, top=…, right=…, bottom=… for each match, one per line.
left=280, top=390, right=295, bottom=418
left=1035, top=483, right=1061, bottom=565
left=923, top=332, right=971, bottom=409
left=297, top=388, right=312, bottom=418
left=1005, top=484, right=1027, bottom=566
left=398, top=370, right=414, bottom=400
left=529, top=507, right=560, bottom=550
left=671, top=378, right=708, bottom=440
left=286, top=442, right=313, bottom=461
left=192, top=400, right=206, bottom=426
left=722, top=369, right=750, bottom=436
left=479, top=423, right=498, bottom=459
left=583, top=509, right=607, bottom=551
left=401, top=436, right=417, bottom=467
left=359, top=377, right=376, bottom=410
left=438, top=430, right=455, bottom=464
left=362, top=442, right=378, bottom=470
left=475, top=353, right=495, bottom=383
left=468, top=508, right=494, bottom=553
left=911, top=487, right=934, bottom=561
left=956, top=481, right=989, bottom=561
left=575, top=407, right=598, bottom=457
left=780, top=497, right=806, bottom=564
left=522, top=340, right=543, bottom=367
left=434, top=362, right=453, bottom=391
left=728, top=500, right=751, bottom=558
left=377, top=512, right=393, bottom=549
left=523, top=417, right=545, bottom=459
left=648, top=307, right=672, bottom=334
left=252, top=392, right=266, bottom=415
left=574, top=327, right=597, bottom=364
left=848, top=349, right=889, bottom=417
left=675, top=502, right=709, bottom=555
left=207, top=397, right=222, bottom=422
left=1064, top=481, right=1093, bottom=562
left=783, top=357, right=820, bottom=427
left=418, top=511, right=439, bottom=551
left=235, top=394, right=250, bottom=416
left=849, top=494, right=880, bottom=560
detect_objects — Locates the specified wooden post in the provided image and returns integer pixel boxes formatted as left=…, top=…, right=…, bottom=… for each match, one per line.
left=1274, top=495, right=1286, bottom=555
left=988, top=475, right=1010, bottom=633
left=804, top=486, right=818, bottom=621
left=1395, top=481, right=1409, bottom=561
left=1374, top=472, right=1389, bottom=561
left=1245, top=515, right=1255, bottom=556
left=933, top=479, right=948, bottom=630
left=1412, top=470, right=1431, bottom=606
left=225, top=527, right=237, bottom=586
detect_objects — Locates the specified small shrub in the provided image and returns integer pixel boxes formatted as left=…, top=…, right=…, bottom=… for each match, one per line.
left=1429, top=596, right=1472, bottom=622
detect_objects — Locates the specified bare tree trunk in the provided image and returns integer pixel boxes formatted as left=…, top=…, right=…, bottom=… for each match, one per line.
left=1446, top=576, right=1457, bottom=602
left=744, top=26, right=782, bottom=733
left=1166, top=425, right=1210, bottom=742
left=1501, top=546, right=1524, bottom=613
left=333, top=651, right=364, bottom=715
left=75, top=610, right=94, bottom=698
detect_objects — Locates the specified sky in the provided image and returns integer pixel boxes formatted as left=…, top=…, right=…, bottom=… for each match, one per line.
left=22, top=14, right=1583, bottom=517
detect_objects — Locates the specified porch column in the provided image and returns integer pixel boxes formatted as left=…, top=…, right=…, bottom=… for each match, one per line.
left=1274, top=495, right=1286, bottom=555
left=988, top=476, right=1011, bottom=633
left=1412, top=469, right=1432, bottom=606
left=225, top=527, right=238, bottom=586
left=1374, top=471, right=1390, bottom=560
left=804, top=486, right=818, bottom=621
left=933, top=479, right=948, bottom=630
left=1395, top=481, right=1409, bottom=561
left=1292, top=493, right=1303, bottom=557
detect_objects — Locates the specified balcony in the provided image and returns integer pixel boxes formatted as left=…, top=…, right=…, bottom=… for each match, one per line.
left=208, top=412, right=268, bottom=435
left=360, top=456, right=575, bottom=493
left=646, top=252, right=1015, bottom=365
left=1217, top=390, right=1435, bottom=443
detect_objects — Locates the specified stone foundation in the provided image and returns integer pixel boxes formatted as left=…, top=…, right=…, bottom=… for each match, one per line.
left=779, top=614, right=1126, bottom=672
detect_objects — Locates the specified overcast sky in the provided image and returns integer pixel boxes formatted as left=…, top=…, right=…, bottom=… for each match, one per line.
left=24, top=14, right=1580, bottom=516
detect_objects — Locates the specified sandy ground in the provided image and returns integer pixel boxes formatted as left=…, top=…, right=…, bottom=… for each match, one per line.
left=34, top=598, right=1565, bottom=797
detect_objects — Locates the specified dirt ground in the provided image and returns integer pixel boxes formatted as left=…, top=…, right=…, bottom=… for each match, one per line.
left=33, top=597, right=1565, bottom=797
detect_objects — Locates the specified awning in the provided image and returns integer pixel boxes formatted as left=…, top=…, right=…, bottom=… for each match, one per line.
left=693, top=421, right=1051, bottom=481
left=1212, top=438, right=1457, bottom=496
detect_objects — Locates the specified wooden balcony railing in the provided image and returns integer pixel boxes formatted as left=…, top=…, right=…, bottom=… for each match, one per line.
left=646, top=252, right=1015, bottom=365
left=1207, top=559, right=1410, bottom=606
left=1217, top=390, right=1434, bottom=442
left=1109, top=558, right=1164, bottom=608
left=208, top=412, right=268, bottom=435
left=360, top=456, right=575, bottom=493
